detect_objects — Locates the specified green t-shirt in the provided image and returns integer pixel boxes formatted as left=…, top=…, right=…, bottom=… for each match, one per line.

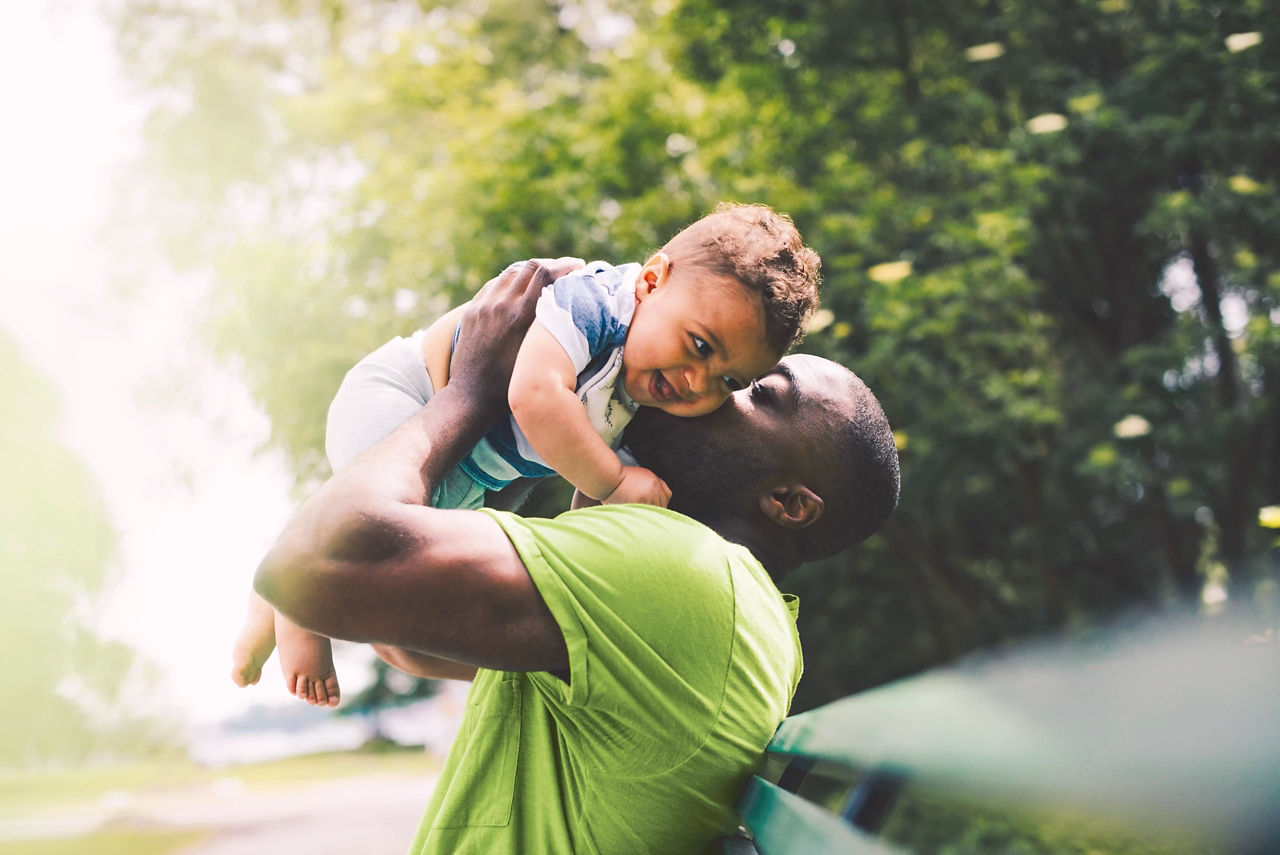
left=407, top=504, right=803, bottom=855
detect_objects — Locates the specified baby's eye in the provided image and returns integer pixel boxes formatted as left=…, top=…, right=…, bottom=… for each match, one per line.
left=722, top=376, right=745, bottom=392
left=691, top=335, right=713, bottom=357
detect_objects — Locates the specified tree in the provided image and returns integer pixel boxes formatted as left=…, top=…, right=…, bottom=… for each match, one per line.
left=658, top=0, right=1280, bottom=708
left=0, top=331, right=172, bottom=766
left=107, top=0, right=1280, bottom=716
left=338, top=659, right=439, bottom=744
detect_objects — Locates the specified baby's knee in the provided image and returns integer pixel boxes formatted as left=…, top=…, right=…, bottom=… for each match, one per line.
left=325, top=339, right=434, bottom=471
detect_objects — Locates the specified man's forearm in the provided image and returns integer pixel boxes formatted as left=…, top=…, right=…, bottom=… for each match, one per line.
left=332, top=382, right=497, bottom=508
left=254, top=381, right=498, bottom=617
left=373, top=644, right=478, bottom=682
left=251, top=260, right=572, bottom=673
left=253, top=258, right=529, bottom=629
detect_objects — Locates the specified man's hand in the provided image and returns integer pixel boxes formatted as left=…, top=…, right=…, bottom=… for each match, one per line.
left=449, top=257, right=584, bottom=419
left=603, top=464, right=672, bottom=508
left=254, top=256, right=582, bottom=675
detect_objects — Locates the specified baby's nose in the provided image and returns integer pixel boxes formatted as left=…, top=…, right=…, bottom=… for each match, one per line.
left=686, top=365, right=710, bottom=397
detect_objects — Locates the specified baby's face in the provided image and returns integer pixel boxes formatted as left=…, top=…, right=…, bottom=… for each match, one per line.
left=621, top=265, right=779, bottom=418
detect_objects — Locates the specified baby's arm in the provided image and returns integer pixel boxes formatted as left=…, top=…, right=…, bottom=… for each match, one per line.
left=509, top=322, right=671, bottom=506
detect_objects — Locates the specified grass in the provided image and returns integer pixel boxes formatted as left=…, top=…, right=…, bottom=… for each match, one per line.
left=0, top=744, right=436, bottom=819
left=0, top=828, right=208, bottom=855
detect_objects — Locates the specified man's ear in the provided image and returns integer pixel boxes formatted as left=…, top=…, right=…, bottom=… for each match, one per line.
left=635, top=251, right=671, bottom=301
left=758, top=484, right=824, bottom=530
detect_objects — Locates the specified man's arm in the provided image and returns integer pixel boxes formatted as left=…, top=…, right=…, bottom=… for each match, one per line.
left=254, top=261, right=572, bottom=673
left=485, top=477, right=539, bottom=512
left=371, top=644, right=478, bottom=682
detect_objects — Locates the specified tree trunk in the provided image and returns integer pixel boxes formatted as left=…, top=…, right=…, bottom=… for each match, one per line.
left=887, top=0, right=920, bottom=106
left=1186, top=230, right=1238, bottom=410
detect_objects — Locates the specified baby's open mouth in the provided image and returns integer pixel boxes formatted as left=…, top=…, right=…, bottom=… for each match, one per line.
left=651, top=372, right=679, bottom=403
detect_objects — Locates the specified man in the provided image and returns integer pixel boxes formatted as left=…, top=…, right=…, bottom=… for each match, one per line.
left=254, top=260, right=900, bottom=854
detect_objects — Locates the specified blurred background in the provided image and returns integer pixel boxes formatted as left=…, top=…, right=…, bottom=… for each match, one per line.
left=1, top=0, right=1276, bottom=853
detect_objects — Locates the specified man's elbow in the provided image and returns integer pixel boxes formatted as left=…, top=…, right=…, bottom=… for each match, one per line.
left=253, top=504, right=401, bottom=629
left=252, top=520, right=343, bottom=621
left=253, top=540, right=310, bottom=617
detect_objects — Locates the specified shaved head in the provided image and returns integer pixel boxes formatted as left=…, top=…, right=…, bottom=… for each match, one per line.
left=624, top=355, right=899, bottom=573
left=800, top=362, right=900, bottom=559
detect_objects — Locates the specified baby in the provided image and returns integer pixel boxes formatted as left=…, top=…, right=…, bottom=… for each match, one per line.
left=231, top=202, right=821, bottom=705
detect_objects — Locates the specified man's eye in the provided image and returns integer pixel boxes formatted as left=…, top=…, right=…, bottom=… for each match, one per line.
left=691, top=335, right=713, bottom=357
left=723, top=376, right=744, bottom=392
left=750, top=379, right=773, bottom=401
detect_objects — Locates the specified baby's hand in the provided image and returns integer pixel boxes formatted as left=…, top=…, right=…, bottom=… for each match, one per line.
left=603, top=465, right=671, bottom=508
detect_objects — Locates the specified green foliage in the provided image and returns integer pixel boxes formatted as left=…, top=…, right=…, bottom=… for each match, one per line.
left=655, top=0, right=1280, bottom=710
left=109, top=0, right=1280, bottom=717
left=0, top=332, right=173, bottom=767
left=882, top=785, right=1222, bottom=855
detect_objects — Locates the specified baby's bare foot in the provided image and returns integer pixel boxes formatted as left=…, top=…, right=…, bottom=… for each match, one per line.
left=231, top=593, right=276, bottom=687
left=276, top=613, right=341, bottom=707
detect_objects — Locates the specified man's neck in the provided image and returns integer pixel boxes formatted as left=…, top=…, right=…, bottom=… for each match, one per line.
left=699, top=515, right=797, bottom=584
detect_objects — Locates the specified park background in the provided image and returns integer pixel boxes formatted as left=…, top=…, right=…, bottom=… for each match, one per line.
left=1, top=0, right=1277, bottom=853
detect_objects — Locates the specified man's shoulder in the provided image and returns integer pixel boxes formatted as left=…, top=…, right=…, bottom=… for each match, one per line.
left=482, top=504, right=752, bottom=593
left=557, top=503, right=733, bottom=550
left=489, top=502, right=726, bottom=547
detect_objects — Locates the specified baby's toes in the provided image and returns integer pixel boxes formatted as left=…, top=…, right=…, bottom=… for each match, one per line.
left=295, top=676, right=312, bottom=703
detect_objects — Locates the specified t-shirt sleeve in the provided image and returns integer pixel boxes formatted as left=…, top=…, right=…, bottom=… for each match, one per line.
left=533, top=262, right=633, bottom=374
left=480, top=504, right=738, bottom=776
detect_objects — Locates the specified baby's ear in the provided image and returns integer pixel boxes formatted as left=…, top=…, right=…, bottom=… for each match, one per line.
left=636, top=252, right=671, bottom=300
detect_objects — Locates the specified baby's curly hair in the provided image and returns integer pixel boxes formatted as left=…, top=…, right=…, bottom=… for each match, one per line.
left=660, top=203, right=821, bottom=354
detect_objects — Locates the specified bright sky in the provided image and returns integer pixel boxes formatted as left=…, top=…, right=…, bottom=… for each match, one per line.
left=0, top=3, right=313, bottom=726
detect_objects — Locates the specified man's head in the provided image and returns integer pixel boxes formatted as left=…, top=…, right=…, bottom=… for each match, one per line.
left=619, top=203, right=822, bottom=418
left=624, top=354, right=900, bottom=576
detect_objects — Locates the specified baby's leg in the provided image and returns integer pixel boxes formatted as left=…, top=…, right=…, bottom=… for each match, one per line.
left=230, top=590, right=276, bottom=687
left=270, top=333, right=441, bottom=704
left=275, top=610, right=340, bottom=707
left=325, top=331, right=439, bottom=471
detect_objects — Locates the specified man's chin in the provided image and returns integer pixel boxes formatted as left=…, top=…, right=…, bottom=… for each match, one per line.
left=624, top=408, right=763, bottom=515
left=622, top=407, right=685, bottom=470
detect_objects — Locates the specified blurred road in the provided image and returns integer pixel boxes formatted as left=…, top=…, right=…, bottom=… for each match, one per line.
left=171, top=772, right=436, bottom=855
left=1, top=772, right=437, bottom=855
